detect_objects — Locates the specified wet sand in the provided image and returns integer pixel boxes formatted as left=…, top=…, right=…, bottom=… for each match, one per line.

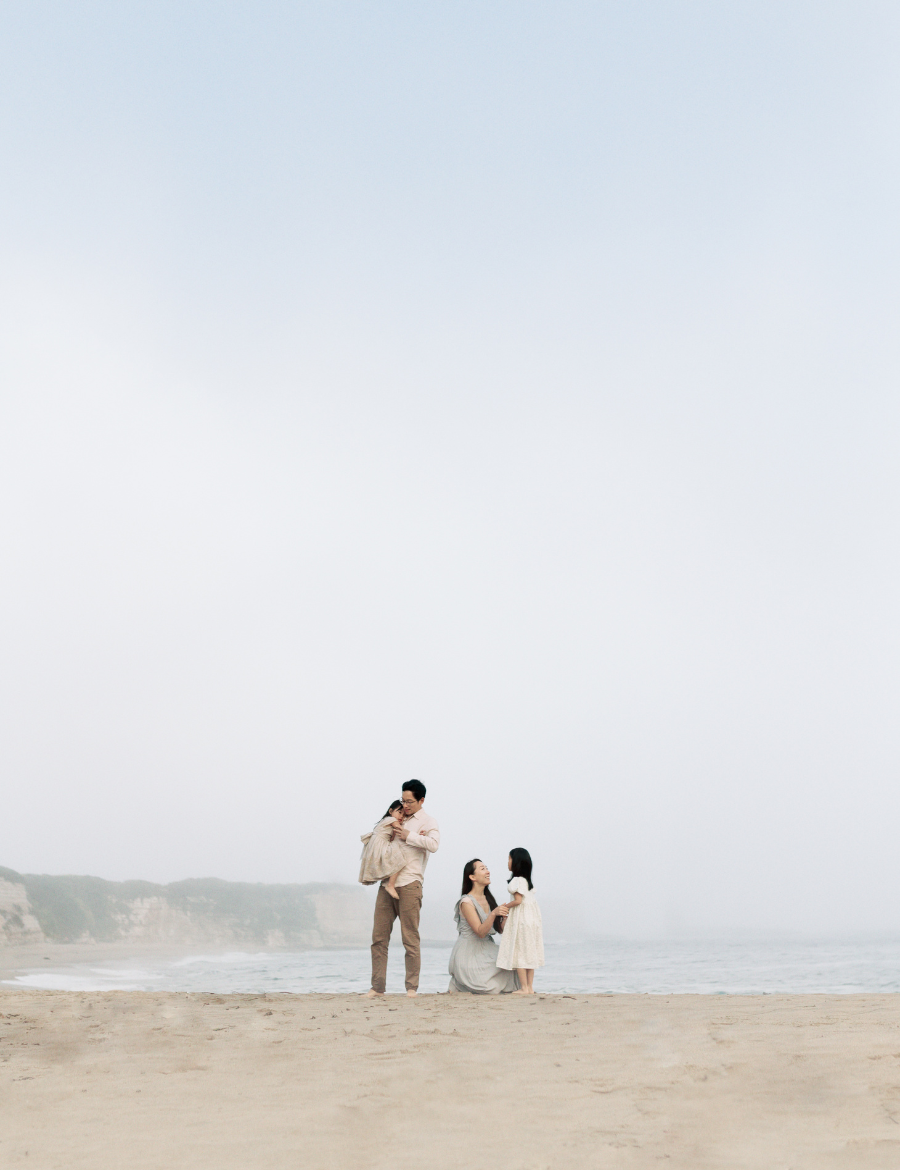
left=0, top=943, right=204, bottom=984
left=1, top=989, right=899, bottom=1168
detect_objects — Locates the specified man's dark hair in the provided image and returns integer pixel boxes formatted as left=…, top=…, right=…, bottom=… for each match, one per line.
left=403, top=779, right=426, bottom=802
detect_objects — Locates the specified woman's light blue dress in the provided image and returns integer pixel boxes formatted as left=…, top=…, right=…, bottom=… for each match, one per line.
left=448, top=895, right=519, bottom=994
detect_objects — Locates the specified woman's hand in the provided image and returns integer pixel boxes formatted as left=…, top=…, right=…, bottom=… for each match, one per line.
left=494, top=905, right=509, bottom=918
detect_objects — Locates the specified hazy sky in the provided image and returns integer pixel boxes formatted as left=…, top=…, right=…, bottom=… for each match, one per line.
left=2, top=2, right=899, bottom=936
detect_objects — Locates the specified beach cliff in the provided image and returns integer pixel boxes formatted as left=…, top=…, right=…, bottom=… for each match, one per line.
left=0, top=866, right=370, bottom=948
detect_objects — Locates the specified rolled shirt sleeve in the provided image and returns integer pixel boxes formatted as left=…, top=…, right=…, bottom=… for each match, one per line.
left=404, top=825, right=440, bottom=853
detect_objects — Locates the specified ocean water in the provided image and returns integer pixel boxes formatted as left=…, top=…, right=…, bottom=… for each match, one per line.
left=6, top=937, right=900, bottom=995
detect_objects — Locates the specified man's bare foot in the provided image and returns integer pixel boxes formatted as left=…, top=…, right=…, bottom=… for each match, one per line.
left=364, top=989, right=384, bottom=998
left=385, top=884, right=399, bottom=900
left=406, top=989, right=417, bottom=997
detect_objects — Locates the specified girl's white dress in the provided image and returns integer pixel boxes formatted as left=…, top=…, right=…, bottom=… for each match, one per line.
left=358, top=817, right=407, bottom=885
left=496, top=877, right=544, bottom=970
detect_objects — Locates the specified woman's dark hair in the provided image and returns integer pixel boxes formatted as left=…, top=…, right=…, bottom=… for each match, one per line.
left=509, top=847, right=534, bottom=890
left=460, top=858, right=503, bottom=931
left=383, top=799, right=402, bottom=818
left=403, top=779, right=426, bottom=802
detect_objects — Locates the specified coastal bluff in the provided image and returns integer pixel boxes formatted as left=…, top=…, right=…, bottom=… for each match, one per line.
left=0, top=866, right=371, bottom=948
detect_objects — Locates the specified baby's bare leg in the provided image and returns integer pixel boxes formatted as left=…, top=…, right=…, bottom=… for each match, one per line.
left=384, top=872, right=401, bottom=900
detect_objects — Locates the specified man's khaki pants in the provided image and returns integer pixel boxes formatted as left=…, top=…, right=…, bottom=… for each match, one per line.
left=370, top=881, right=422, bottom=993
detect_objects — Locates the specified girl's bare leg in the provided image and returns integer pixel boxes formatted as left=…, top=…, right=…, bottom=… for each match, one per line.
left=384, top=872, right=401, bottom=900
left=513, top=968, right=530, bottom=993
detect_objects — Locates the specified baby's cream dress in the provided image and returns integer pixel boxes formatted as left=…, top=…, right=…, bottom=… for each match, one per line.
left=358, top=817, right=407, bottom=885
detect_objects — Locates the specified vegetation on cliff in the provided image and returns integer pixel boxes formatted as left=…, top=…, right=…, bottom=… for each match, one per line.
left=0, top=866, right=368, bottom=946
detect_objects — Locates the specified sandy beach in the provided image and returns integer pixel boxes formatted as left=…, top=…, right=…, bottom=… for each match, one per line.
left=1, top=990, right=899, bottom=1168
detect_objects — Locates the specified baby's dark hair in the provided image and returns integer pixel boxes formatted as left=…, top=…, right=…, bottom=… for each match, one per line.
left=383, top=799, right=403, bottom=819
left=509, top=847, right=534, bottom=890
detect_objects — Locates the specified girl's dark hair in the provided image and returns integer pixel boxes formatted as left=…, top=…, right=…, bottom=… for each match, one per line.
left=460, top=858, right=503, bottom=932
left=383, top=799, right=403, bottom=818
left=509, top=847, right=534, bottom=890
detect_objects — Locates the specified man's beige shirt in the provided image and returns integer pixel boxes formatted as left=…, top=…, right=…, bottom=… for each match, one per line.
left=391, top=809, right=440, bottom=887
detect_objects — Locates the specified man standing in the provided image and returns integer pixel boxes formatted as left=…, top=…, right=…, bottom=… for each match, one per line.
left=366, top=779, right=440, bottom=997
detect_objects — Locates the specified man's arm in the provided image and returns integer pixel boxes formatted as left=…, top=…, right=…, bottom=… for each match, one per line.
left=403, top=823, right=440, bottom=853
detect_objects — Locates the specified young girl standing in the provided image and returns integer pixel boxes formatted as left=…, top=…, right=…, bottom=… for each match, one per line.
left=496, top=847, right=544, bottom=994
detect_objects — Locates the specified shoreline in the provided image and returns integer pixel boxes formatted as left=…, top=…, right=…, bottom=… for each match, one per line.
left=7, top=939, right=900, bottom=999
left=0, top=937, right=451, bottom=998
left=0, top=939, right=454, bottom=982
left=2, top=989, right=899, bottom=1167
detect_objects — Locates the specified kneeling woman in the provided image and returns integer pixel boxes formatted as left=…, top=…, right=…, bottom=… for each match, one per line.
left=448, top=859, right=519, bottom=994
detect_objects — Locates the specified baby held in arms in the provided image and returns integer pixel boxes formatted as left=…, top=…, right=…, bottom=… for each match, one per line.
left=358, top=800, right=407, bottom=900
